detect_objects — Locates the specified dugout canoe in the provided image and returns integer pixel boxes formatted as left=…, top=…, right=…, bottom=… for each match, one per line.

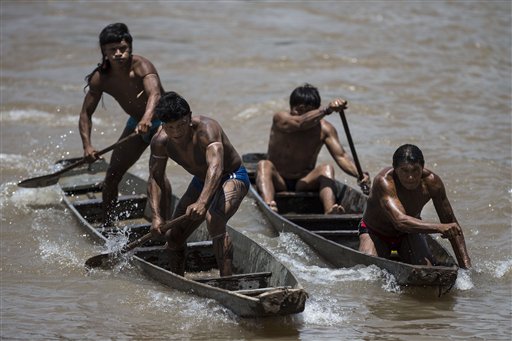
left=56, top=157, right=308, bottom=317
left=242, top=152, right=459, bottom=288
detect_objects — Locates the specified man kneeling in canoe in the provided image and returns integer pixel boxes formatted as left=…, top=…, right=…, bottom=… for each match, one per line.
left=256, top=83, right=371, bottom=214
left=148, top=91, right=250, bottom=276
left=358, top=144, right=471, bottom=269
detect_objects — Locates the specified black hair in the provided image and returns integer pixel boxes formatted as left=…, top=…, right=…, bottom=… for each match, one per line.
left=392, top=144, right=425, bottom=168
left=289, top=83, right=322, bottom=109
left=155, top=91, right=192, bottom=122
left=84, top=23, right=133, bottom=88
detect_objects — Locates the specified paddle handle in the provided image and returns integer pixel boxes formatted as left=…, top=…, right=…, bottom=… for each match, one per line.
left=61, top=132, right=139, bottom=174
left=18, top=132, right=139, bottom=188
left=120, top=215, right=187, bottom=253
left=338, top=110, right=370, bottom=195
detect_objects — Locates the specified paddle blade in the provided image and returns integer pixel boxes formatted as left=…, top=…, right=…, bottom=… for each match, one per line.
left=18, top=174, right=60, bottom=188
left=85, top=252, right=122, bottom=270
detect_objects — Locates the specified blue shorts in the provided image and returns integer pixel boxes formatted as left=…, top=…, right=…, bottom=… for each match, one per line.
left=191, top=165, right=250, bottom=191
left=126, top=117, right=162, bottom=144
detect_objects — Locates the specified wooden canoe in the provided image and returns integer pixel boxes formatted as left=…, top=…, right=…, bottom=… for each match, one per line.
left=57, top=157, right=308, bottom=317
left=242, top=152, right=459, bottom=288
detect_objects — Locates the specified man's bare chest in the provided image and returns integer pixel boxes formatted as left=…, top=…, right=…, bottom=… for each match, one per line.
left=397, top=190, right=431, bottom=217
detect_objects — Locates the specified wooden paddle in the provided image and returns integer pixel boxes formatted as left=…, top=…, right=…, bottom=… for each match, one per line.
left=18, top=132, right=138, bottom=188
left=85, top=215, right=187, bottom=269
left=338, top=109, right=370, bottom=195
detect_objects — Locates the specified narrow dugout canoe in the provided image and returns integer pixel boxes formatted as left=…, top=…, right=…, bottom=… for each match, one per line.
left=242, top=153, right=459, bottom=288
left=56, top=157, right=307, bottom=317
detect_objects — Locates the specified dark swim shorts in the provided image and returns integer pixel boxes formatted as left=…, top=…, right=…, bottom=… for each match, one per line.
left=126, top=117, right=162, bottom=144
left=191, top=165, right=250, bottom=191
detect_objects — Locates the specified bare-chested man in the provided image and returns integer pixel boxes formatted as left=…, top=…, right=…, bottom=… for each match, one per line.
left=148, top=91, right=250, bottom=277
left=256, top=83, right=371, bottom=214
left=78, top=23, right=171, bottom=226
left=358, top=144, right=471, bottom=269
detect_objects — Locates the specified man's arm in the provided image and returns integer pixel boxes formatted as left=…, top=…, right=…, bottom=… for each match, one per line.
left=78, top=87, right=102, bottom=162
left=137, top=73, right=161, bottom=134
left=377, top=175, right=462, bottom=237
left=273, top=99, right=348, bottom=132
left=323, top=121, right=371, bottom=187
left=323, top=122, right=359, bottom=178
left=431, top=177, right=472, bottom=268
left=148, top=132, right=170, bottom=235
left=187, top=141, right=224, bottom=220
left=272, top=108, right=328, bottom=132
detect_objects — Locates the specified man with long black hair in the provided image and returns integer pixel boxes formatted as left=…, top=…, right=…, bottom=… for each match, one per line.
left=78, top=23, right=171, bottom=226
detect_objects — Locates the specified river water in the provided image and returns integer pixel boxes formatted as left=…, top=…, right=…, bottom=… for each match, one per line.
left=1, top=1, right=510, bottom=340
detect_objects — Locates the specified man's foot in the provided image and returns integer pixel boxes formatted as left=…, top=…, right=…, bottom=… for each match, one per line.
left=267, top=201, right=278, bottom=213
left=326, top=203, right=345, bottom=215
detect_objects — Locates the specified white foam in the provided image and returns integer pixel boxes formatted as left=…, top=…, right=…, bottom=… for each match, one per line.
left=145, top=290, right=236, bottom=324
left=454, top=268, right=474, bottom=290
left=494, top=259, right=512, bottom=278
left=1, top=109, right=103, bottom=127
left=302, top=298, right=348, bottom=326
left=9, top=187, right=62, bottom=208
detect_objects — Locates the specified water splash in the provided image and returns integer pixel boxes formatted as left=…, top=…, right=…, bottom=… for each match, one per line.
left=302, top=297, right=349, bottom=326
left=145, top=290, right=237, bottom=325
left=477, top=259, right=512, bottom=279
left=380, top=270, right=402, bottom=293
left=38, top=238, right=82, bottom=268
left=454, top=268, right=474, bottom=291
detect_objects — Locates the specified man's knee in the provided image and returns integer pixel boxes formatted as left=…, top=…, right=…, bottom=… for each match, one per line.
left=165, top=228, right=186, bottom=250
left=359, top=233, right=377, bottom=256
left=318, top=164, right=335, bottom=178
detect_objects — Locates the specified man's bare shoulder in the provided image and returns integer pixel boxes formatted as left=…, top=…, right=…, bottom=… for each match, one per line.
left=272, top=110, right=291, bottom=124
left=422, top=168, right=445, bottom=195
left=195, top=114, right=219, bottom=127
left=150, top=128, right=167, bottom=147
left=320, top=118, right=337, bottom=134
left=373, top=167, right=396, bottom=190
left=131, top=55, right=158, bottom=77
left=86, top=71, right=104, bottom=94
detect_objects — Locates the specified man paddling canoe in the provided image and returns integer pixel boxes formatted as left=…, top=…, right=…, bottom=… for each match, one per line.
left=148, top=91, right=249, bottom=277
left=78, top=23, right=171, bottom=226
left=256, top=83, right=371, bottom=214
left=358, top=144, right=471, bottom=269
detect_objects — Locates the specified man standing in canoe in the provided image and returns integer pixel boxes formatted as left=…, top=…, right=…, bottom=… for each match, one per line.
left=148, top=91, right=250, bottom=277
left=358, top=144, right=472, bottom=269
left=256, top=83, right=371, bottom=214
left=78, top=23, right=171, bottom=226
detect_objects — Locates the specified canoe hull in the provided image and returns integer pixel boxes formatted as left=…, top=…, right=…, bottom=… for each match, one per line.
left=57, top=158, right=307, bottom=317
